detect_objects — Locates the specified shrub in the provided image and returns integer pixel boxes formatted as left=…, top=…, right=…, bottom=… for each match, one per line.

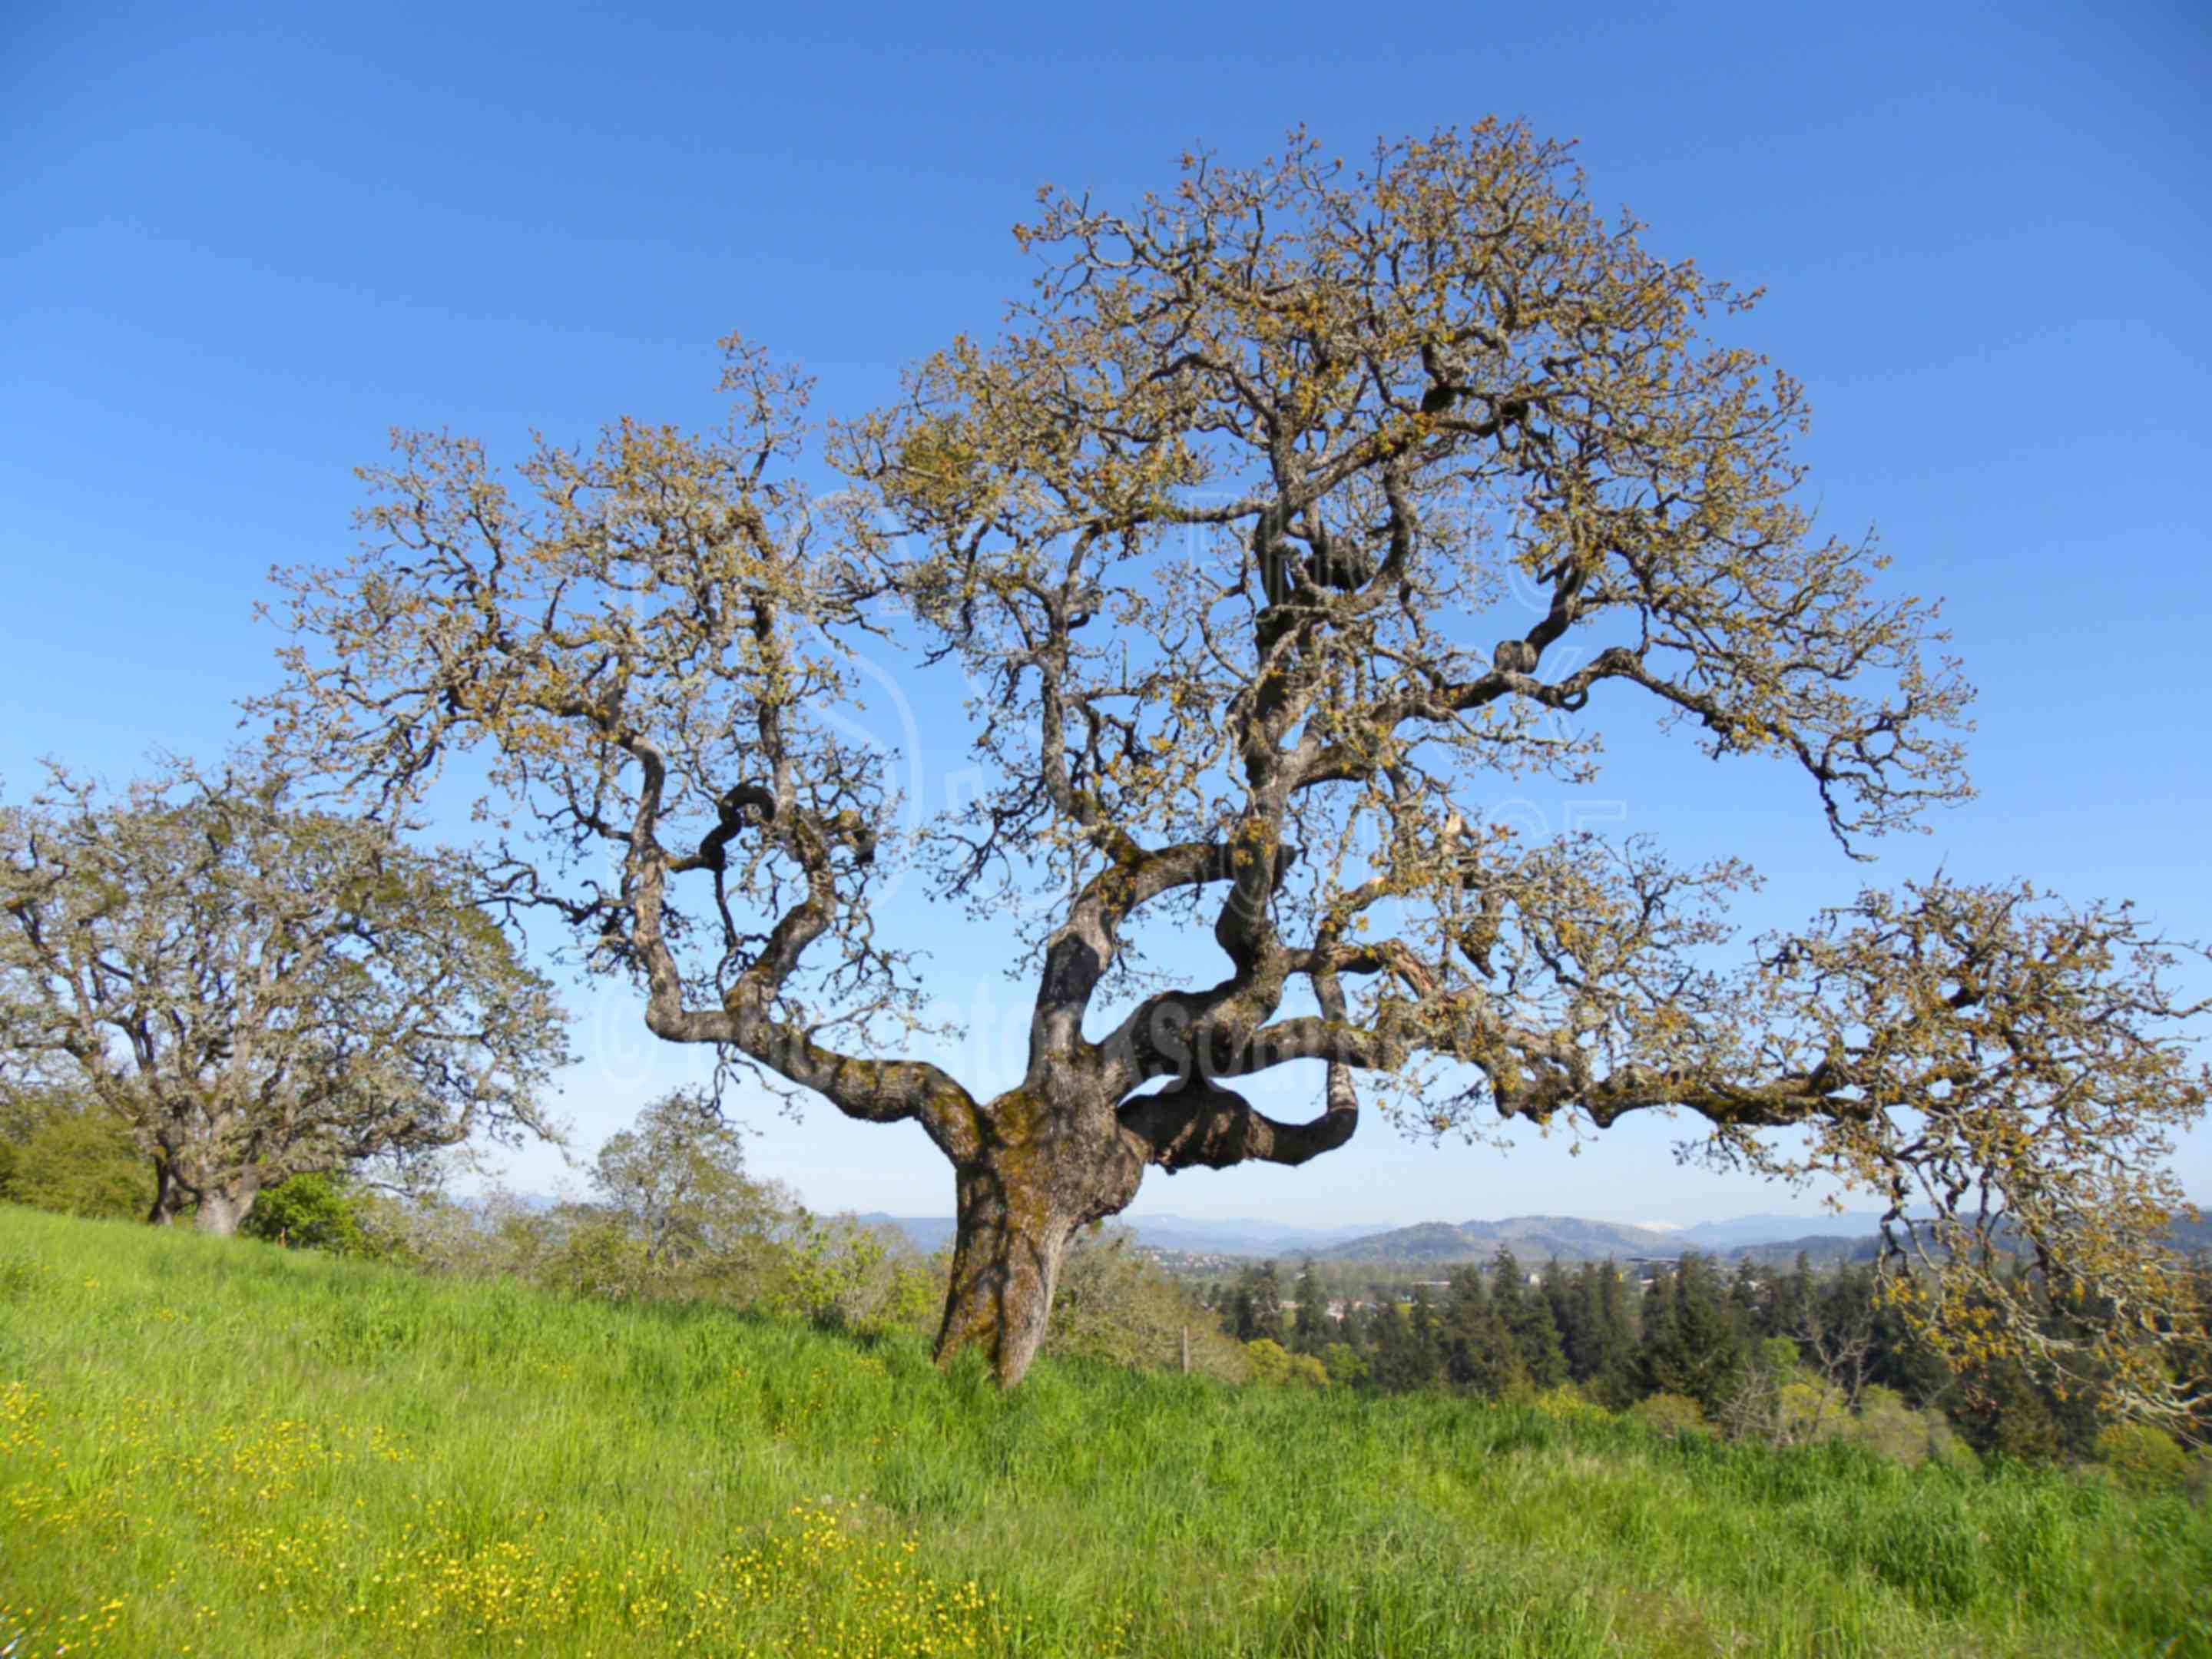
left=538, top=1216, right=654, bottom=1302
left=0, top=1092, right=151, bottom=1221
left=382, top=1187, right=562, bottom=1280
left=1317, top=1340, right=1369, bottom=1387
left=2094, top=1422, right=2190, bottom=1495
left=1631, top=1392, right=1709, bottom=1438
left=1530, top=1384, right=1608, bottom=1424
left=242, top=1172, right=376, bottom=1256
left=767, top=1213, right=939, bottom=1334
left=1243, top=1338, right=1329, bottom=1388
left=1715, top=1335, right=1850, bottom=1446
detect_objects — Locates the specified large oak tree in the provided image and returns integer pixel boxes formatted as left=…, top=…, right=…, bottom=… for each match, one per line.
left=267, top=125, right=2206, bottom=1407
left=0, top=763, right=569, bottom=1231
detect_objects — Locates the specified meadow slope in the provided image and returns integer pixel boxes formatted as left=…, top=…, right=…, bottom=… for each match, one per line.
left=1, top=1206, right=2204, bottom=1658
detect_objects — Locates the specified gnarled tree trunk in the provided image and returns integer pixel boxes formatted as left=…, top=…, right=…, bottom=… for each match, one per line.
left=192, top=1180, right=260, bottom=1236
left=147, top=1159, right=260, bottom=1235
left=929, top=1084, right=1145, bottom=1384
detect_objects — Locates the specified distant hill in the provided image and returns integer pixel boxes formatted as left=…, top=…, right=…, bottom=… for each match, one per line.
left=1109, top=1214, right=1384, bottom=1255
left=1316, top=1215, right=1682, bottom=1264
left=853, top=1205, right=2212, bottom=1267
left=1672, top=1212, right=1888, bottom=1250
left=1714, top=1210, right=2212, bottom=1270
left=855, top=1213, right=1380, bottom=1258
left=2166, top=1211, right=2212, bottom=1257
left=853, top=1214, right=958, bottom=1253
left=859, top=1210, right=1902, bottom=1265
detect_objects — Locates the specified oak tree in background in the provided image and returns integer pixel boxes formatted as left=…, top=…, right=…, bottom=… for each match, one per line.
left=268, top=123, right=2207, bottom=1405
left=0, top=762, right=569, bottom=1232
left=591, top=1088, right=791, bottom=1279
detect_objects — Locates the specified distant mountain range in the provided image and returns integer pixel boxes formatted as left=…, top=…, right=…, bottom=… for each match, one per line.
left=1300, top=1212, right=1909, bottom=1264
left=1092, top=1214, right=1385, bottom=1255
left=850, top=1212, right=1380, bottom=1258
left=497, top=1194, right=2209, bottom=1270
left=854, top=1209, right=1896, bottom=1263
left=1672, top=1212, right=1890, bottom=1249
left=852, top=1206, right=2210, bottom=1267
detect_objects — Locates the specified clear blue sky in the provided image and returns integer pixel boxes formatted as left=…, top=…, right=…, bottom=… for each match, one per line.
left=4, top=0, right=2207, bottom=1226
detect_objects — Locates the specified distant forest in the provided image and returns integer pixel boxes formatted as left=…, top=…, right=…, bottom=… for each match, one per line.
left=1204, top=1247, right=2212, bottom=1467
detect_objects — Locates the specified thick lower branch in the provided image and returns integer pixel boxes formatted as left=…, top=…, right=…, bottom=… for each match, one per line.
left=644, top=991, right=977, bottom=1145
left=1119, top=1071, right=1358, bottom=1172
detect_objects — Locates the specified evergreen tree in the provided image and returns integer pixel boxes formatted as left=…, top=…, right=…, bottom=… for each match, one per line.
left=1592, top=1260, right=1641, bottom=1408
left=1516, top=1280, right=1571, bottom=1390
left=1729, top=1259, right=1766, bottom=1330
left=1227, top=1260, right=1284, bottom=1346
left=1641, top=1253, right=1749, bottom=1413
left=1441, top=1265, right=1525, bottom=1398
left=1569, top=1259, right=1640, bottom=1406
left=1291, top=1260, right=1329, bottom=1355
left=1230, top=1286, right=1258, bottom=1343
left=1961, top=1358, right=2061, bottom=1461
left=1249, top=1260, right=1285, bottom=1346
left=1635, top=1267, right=1675, bottom=1404
left=1541, top=1259, right=1578, bottom=1365
left=1491, top=1247, right=1530, bottom=1328
left=1407, top=1283, right=1445, bottom=1379
left=1490, top=1247, right=1568, bottom=1389
left=1368, top=1298, right=1439, bottom=1392
left=1770, top=1251, right=1818, bottom=1345
left=1353, top=1297, right=1392, bottom=1358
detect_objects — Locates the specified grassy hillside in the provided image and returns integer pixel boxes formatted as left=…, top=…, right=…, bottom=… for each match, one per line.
left=1, top=1207, right=2204, bottom=1658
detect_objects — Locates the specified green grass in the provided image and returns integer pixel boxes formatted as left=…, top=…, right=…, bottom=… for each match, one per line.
left=1, top=1206, right=2205, bottom=1657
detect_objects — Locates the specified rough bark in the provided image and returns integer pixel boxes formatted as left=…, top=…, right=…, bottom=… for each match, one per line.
left=147, top=1162, right=259, bottom=1235
left=924, top=1061, right=1369, bottom=1382
left=934, top=1175, right=1081, bottom=1385
left=191, top=1182, right=258, bottom=1236
left=929, top=1084, right=1146, bottom=1383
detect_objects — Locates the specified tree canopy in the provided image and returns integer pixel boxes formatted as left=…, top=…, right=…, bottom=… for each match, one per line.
left=0, top=761, right=571, bottom=1231
left=264, top=123, right=2206, bottom=1402
left=591, top=1088, right=790, bottom=1276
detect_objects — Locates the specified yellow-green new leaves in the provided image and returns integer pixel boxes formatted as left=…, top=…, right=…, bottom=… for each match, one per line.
left=1734, top=880, right=2210, bottom=1428
left=260, top=126, right=2196, bottom=1397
